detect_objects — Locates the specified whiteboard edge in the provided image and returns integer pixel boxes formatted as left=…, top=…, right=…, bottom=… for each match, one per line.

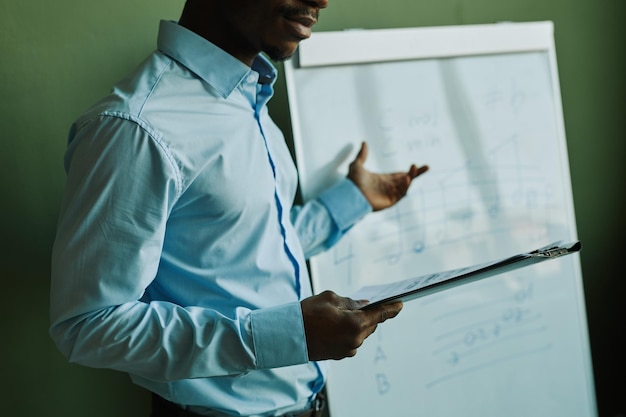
left=297, top=21, right=555, bottom=67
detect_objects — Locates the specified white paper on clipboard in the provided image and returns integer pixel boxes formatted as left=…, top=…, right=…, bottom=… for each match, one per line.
left=354, top=241, right=581, bottom=309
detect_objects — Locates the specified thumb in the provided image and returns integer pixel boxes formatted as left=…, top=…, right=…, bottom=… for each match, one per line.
left=354, top=141, right=368, bottom=165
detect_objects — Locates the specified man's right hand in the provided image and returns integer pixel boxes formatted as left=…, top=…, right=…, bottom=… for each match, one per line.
left=300, top=290, right=403, bottom=361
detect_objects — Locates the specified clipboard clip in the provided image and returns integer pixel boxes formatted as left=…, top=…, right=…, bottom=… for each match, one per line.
left=530, top=241, right=581, bottom=258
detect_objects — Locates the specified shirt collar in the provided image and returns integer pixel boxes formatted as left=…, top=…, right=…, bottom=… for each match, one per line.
left=156, top=20, right=277, bottom=98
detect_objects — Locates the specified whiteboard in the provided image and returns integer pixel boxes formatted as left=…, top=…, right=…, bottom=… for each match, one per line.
left=285, top=22, right=596, bottom=417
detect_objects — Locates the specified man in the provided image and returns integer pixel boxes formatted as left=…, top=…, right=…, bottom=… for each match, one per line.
left=49, top=1, right=429, bottom=416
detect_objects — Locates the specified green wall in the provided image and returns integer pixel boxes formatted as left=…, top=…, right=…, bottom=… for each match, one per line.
left=1, top=1, right=623, bottom=416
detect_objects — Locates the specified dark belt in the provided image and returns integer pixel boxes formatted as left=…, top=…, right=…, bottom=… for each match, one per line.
left=151, top=392, right=325, bottom=417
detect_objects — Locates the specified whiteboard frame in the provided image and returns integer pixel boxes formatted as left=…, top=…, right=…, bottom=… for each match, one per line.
left=295, top=22, right=555, bottom=67
left=284, top=21, right=596, bottom=417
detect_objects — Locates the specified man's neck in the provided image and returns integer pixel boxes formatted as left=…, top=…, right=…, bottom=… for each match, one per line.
left=178, top=1, right=259, bottom=67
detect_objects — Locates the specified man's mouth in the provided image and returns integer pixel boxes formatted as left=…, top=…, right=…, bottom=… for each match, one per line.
left=286, top=14, right=317, bottom=28
left=282, top=8, right=319, bottom=39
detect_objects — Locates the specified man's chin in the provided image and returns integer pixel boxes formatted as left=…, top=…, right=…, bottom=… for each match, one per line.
left=269, top=53, right=295, bottom=63
left=263, top=44, right=299, bottom=62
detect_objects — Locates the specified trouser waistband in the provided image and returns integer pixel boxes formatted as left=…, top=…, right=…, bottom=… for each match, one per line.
left=150, top=392, right=326, bottom=417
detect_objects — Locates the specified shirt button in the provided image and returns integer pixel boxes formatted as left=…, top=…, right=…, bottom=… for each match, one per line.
left=247, top=74, right=257, bottom=84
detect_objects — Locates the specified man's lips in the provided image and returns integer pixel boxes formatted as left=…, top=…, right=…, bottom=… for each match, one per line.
left=283, top=11, right=318, bottom=39
left=286, top=14, right=317, bottom=28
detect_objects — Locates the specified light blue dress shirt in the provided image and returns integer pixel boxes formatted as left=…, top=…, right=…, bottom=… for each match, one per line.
left=49, top=21, right=371, bottom=417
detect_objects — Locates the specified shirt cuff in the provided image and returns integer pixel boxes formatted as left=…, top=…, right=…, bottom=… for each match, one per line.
left=317, top=178, right=372, bottom=232
left=250, top=302, right=309, bottom=369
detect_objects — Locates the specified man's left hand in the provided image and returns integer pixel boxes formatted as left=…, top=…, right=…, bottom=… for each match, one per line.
left=348, top=142, right=429, bottom=211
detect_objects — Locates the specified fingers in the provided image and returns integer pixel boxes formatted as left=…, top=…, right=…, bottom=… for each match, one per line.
left=371, top=301, right=403, bottom=324
left=351, top=302, right=403, bottom=347
left=408, top=163, right=429, bottom=179
left=399, top=164, right=429, bottom=197
left=301, top=292, right=403, bottom=361
left=416, top=164, right=429, bottom=177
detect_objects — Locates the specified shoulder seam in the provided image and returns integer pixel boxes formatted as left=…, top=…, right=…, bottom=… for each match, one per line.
left=99, top=111, right=185, bottom=199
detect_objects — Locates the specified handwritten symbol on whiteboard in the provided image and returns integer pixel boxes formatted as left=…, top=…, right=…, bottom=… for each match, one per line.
left=413, top=240, right=425, bottom=253
left=374, top=345, right=387, bottom=363
left=447, top=351, right=460, bottom=366
left=376, top=373, right=391, bottom=395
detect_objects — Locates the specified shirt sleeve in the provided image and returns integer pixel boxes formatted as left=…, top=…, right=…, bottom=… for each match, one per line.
left=290, top=179, right=372, bottom=259
left=49, top=115, right=307, bottom=383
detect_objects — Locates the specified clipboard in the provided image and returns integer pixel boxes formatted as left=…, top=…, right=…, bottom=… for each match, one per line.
left=353, top=241, right=582, bottom=310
